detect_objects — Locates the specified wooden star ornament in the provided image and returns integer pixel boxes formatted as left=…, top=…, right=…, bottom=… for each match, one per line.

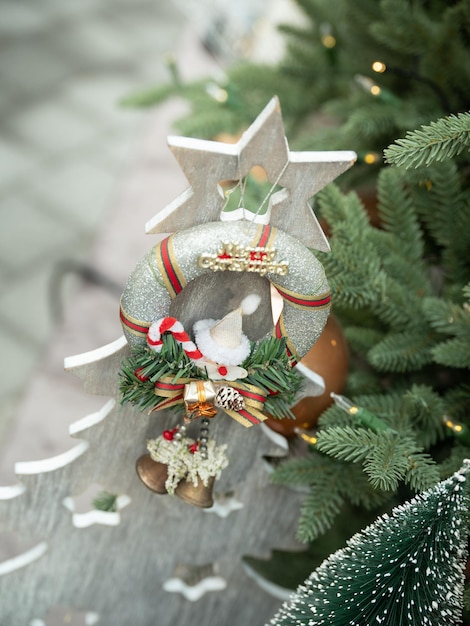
left=146, top=96, right=356, bottom=251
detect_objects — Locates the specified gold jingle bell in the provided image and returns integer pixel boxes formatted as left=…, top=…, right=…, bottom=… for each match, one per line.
left=135, top=454, right=169, bottom=494
left=174, top=475, right=215, bottom=508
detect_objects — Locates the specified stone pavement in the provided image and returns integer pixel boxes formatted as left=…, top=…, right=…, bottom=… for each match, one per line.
left=0, top=0, right=236, bottom=480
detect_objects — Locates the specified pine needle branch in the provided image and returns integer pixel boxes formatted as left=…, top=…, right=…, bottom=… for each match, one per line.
left=316, top=426, right=381, bottom=463
left=295, top=457, right=349, bottom=542
left=317, top=427, right=438, bottom=493
left=367, top=329, right=435, bottom=372
left=297, top=489, right=345, bottom=542
left=384, top=112, right=470, bottom=168
left=432, top=338, right=470, bottom=369
left=271, top=456, right=327, bottom=487
left=405, top=452, right=440, bottom=491
left=401, top=385, right=446, bottom=448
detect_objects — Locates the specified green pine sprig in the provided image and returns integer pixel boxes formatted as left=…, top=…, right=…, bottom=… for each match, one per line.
left=272, top=453, right=392, bottom=543
left=119, top=334, right=196, bottom=414
left=384, top=112, right=470, bottom=168
left=316, top=426, right=439, bottom=492
left=119, top=333, right=302, bottom=418
left=243, top=337, right=302, bottom=417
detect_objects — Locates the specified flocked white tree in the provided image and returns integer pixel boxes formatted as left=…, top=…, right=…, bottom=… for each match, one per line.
left=268, top=460, right=470, bottom=626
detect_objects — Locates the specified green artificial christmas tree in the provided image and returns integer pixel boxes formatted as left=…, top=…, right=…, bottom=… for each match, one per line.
left=271, top=127, right=470, bottom=542
left=268, top=461, right=470, bottom=626
left=122, top=0, right=470, bottom=183
left=243, top=109, right=470, bottom=620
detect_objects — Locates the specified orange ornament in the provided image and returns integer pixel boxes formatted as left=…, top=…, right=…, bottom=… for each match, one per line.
left=265, top=316, right=349, bottom=437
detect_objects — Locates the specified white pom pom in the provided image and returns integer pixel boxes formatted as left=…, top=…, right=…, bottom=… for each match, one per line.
left=240, top=294, right=261, bottom=316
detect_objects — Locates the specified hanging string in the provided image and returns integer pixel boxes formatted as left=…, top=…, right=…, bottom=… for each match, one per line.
left=238, top=174, right=248, bottom=210
left=220, top=177, right=243, bottom=213
left=252, top=159, right=289, bottom=220
left=221, top=159, right=289, bottom=231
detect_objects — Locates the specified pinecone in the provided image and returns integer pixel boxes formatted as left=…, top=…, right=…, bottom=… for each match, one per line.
left=215, top=386, right=245, bottom=411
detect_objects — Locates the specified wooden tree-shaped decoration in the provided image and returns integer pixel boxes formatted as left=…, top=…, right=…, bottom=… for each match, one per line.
left=0, top=98, right=356, bottom=626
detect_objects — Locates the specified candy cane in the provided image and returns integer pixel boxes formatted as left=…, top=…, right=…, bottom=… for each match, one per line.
left=147, top=317, right=203, bottom=361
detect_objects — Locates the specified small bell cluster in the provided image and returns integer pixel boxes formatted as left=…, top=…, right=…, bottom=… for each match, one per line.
left=136, top=421, right=228, bottom=508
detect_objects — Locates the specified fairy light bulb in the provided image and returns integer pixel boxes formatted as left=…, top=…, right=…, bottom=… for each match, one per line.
left=364, top=152, right=379, bottom=165
left=372, top=61, right=387, bottom=73
left=370, top=84, right=381, bottom=96
left=320, top=22, right=336, bottom=49
left=206, top=82, right=228, bottom=103
left=295, top=428, right=318, bottom=446
left=443, top=416, right=470, bottom=445
left=330, top=392, right=356, bottom=414
left=322, top=34, right=336, bottom=48
left=330, top=393, right=396, bottom=434
left=355, top=74, right=376, bottom=93
left=355, top=74, right=400, bottom=105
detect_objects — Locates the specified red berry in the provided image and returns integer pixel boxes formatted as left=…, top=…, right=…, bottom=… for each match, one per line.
left=163, top=430, right=174, bottom=441
left=218, top=366, right=228, bottom=376
left=188, top=442, right=199, bottom=454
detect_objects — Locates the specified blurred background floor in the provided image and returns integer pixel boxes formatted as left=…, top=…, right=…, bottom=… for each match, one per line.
left=0, top=0, right=296, bottom=483
left=0, top=0, right=186, bottom=453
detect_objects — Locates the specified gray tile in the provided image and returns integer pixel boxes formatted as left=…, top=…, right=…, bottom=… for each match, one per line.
left=95, top=129, right=142, bottom=169
left=38, top=0, right=108, bottom=19
left=0, top=74, right=25, bottom=113
left=0, top=0, right=197, bottom=469
left=0, top=266, right=55, bottom=345
left=0, top=194, right=80, bottom=269
left=0, top=261, right=8, bottom=281
left=0, top=41, right=70, bottom=94
left=111, top=5, right=184, bottom=52
left=0, top=322, right=43, bottom=396
left=0, top=1, right=48, bottom=36
left=9, top=102, right=101, bottom=154
left=53, top=18, right=136, bottom=66
left=0, top=138, right=37, bottom=186
left=62, top=75, right=144, bottom=128
left=0, top=88, right=11, bottom=113
left=28, top=158, right=117, bottom=231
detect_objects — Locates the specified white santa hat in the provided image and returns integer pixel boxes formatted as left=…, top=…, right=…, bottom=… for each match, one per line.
left=193, top=294, right=261, bottom=366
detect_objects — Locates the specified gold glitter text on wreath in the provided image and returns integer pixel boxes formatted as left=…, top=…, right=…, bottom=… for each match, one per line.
left=198, top=242, right=289, bottom=276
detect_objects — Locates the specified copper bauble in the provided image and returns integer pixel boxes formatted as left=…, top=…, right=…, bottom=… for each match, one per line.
left=265, top=316, right=349, bottom=437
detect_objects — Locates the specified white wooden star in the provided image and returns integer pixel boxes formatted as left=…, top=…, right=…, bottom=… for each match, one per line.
left=204, top=492, right=244, bottom=518
left=163, top=563, right=227, bottom=601
left=146, top=96, right=356, bottom=250
left=62, top=492, right=131, bottom=529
